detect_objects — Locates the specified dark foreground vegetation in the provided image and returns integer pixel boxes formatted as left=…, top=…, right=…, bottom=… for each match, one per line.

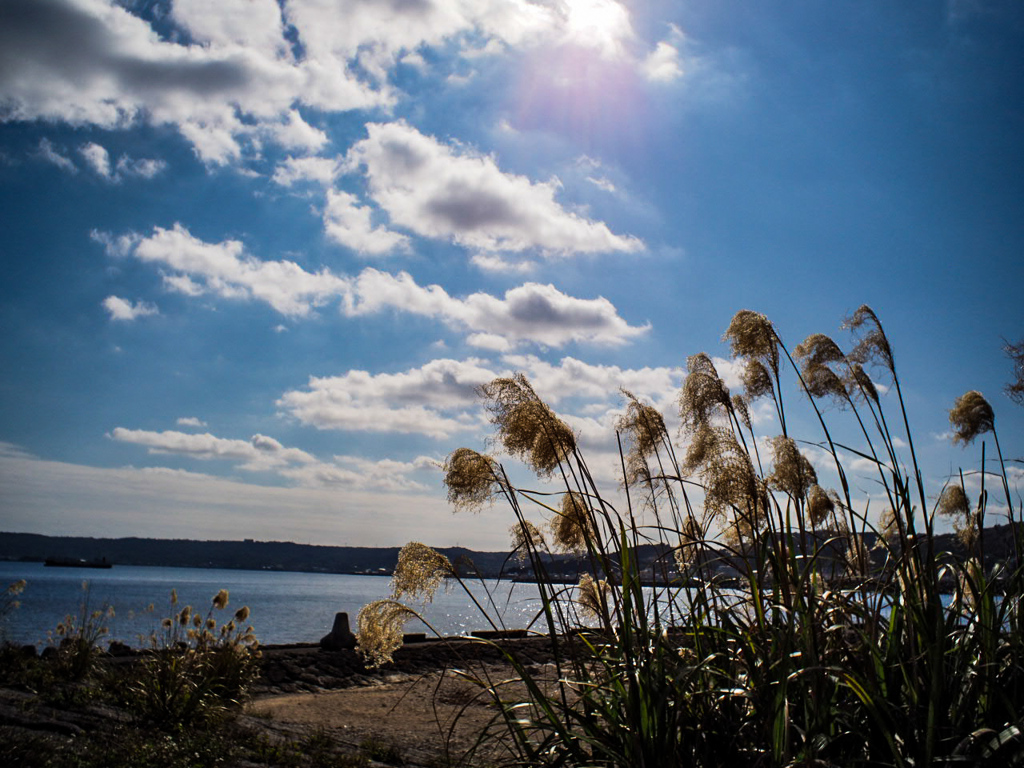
left=358, top=306, right=1024, bottom=767
left=0, top=579, right=557, bottom=768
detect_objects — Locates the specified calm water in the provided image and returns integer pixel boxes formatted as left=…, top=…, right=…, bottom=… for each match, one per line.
left=0, top=562, right=545, bottom=648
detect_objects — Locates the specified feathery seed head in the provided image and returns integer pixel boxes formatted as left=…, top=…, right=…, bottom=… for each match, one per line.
left=805, top=365, right=848, bottom=401
left=356, top=600, right=414, bottom=669
left=806, top=484, right=836, bottom=527
left=509, top=520, right=545, bottom=562
left=1005, top=339, right=1024, bottom=405
left=480, top=374, right=575, bottom=477
left=844, top=363, right=879, bottom=404
left=618, top=390, right=669, bottom=490
left=683, top=423, right=722, bottom=474
left=949, top=390, right=995, bottom=445
left=955, top=516, right=980, bottom=550
left=617, top=390, right=668, bottom=463
left=576, top=573, right=610, bottom=622
left=552, top=492, right=595, bottom=553
left=766, top=436, right=818, bottom=499
left=741, top=359, right=775, bottom=401
left=390, top=542, right=453, bottom=604
left=444, top=447, right=504, bottom=512
left=794, top=334, right=850, bottom=402
left=878, top=508, right=899, bottom=543
left=679, top=355, right=731, bottom=430
left=234, top=606, right=250, bottom=622
left=704, top=453, right=767, bottom=525
left=723, top=310, right=779, bottom=373
left=212, top=589, right=229, bottom=610
left=794, top=334, right=845, bottom=369
left=937, top=485, right=970, bottom=521
left=844, top=305, right=895, bottom=375
left=732, top=394, right=752, bottom=431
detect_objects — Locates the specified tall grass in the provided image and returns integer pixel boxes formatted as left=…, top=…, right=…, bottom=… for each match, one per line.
left=358, top=306, right=1023, bottom=767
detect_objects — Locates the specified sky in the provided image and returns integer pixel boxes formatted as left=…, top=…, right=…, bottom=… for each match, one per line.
left=0, top=0, right=1022, bottom=551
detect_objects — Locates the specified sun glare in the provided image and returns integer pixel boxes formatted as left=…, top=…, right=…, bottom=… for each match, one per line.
left=563, top=0, right=632, bottom=58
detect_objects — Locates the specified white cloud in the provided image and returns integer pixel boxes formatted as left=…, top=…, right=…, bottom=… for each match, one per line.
left=103, top=226, right=647, bottom=346
left=586, top=176, right=617, bottom=193
left=81, top=141, right=166, bottom=181
left=0, top=0, right=386, bottom=164
left=37, top=138, right=76, bottom=172
left=471, top=253, right=537, bottom=273
left=176, top=417, right=207, bottom=428
left=278, top=358, right=497, bottom=438
left=323, top=190, right=411, bottom=255
left=344, top=121, right=643, bottom=258
left=271, top=155, right=344, bottom=187
left=115, top=155, right=167, bottom=179
left=280, top=455, right=433, bottom=492
left=265, top=109, right=329, bottom=152
left=642, top=41, right=684, bottom=83
left=279, top=355, right=684, bottom=440
left=1, top=0, right=700, bottom=169
left=109, top=427, right=316, bottom=471
left=125, top=224, right=350, bottom=317
left=79, top=141, right=112, bottom=177
left=343, top=270, right=650, bottom=347
left=500, top=354, right=683, bottom=409
left=102, top=295, right=158, bottom=321
left=561, top=0, right=634, bottom=60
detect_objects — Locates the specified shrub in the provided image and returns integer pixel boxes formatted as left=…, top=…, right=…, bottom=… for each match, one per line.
left=360, top=305, right=1024, bottom=767
left=47, top=580, right=114, bottom=681
left=0, top=578, right=26, bottom=645
left=126, top=588, right=261, bottom=728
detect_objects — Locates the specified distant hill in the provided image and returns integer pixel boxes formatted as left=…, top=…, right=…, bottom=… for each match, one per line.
left=0, top=532, right=514, bottom=577
left=1, top=523, right=1017, bottom=582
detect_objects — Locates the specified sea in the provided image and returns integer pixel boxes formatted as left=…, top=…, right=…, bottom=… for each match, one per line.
left=0, top=561, right=546, bottom=648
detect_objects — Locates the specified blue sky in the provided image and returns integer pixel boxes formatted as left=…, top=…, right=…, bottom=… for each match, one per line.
left=1, top=0, right=1021, bottom=550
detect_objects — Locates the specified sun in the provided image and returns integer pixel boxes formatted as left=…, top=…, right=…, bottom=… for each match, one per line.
left=562, top=0, right=633, bottom=59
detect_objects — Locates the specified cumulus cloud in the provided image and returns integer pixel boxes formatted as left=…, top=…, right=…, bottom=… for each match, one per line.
left=121, top=224, right=351, bottom=317
left=280, top=455, right=435, bottom=492
left=37, top=138, right=76, bottom=172
left=115, top=155, right=167, bottom=180
left=322, top=190, right=411, bottom=255
left=100, top=226, right=647, bottom=346
left=278, top=354, right=683, bottom=440
left=343, top=121, right=643, bottom=258
left=176, top=417, right=207, bottom=428
left=342, top=270, right=650, bottom=347
left=0, top=0, right=386, bottom=164
left=109, top=427, right=316, bottom=471
left=271, top=155, right=344, bottom=187
left=79, top=141, right=112, bottom=177
left=1, top=0, right=634, bottom=165
left=102, top=295, right=159, bottom=321
left=277, top=358, right=497, bottom=438
left=642, top=40, right=684, bottom=83
left=80, top=142, right=167, bottom=181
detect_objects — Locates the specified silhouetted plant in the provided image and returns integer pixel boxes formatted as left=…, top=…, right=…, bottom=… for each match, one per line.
left=359, top=306, right=1024, bottom=767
